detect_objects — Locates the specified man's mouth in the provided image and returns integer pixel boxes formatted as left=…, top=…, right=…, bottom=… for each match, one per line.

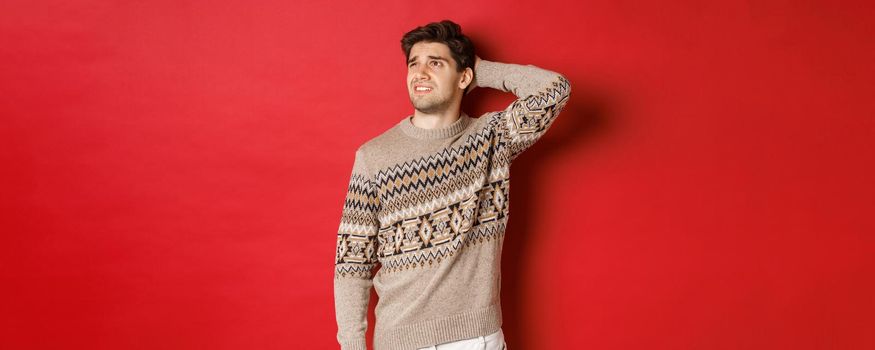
left=414, top=86, right=433, bottom=94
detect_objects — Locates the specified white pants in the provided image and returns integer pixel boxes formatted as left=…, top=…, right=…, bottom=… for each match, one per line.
left=416, top=328, right=507, bottom=350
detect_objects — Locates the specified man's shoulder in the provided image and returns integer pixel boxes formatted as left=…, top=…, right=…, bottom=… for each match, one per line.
left=348, top=120, right=402, bottom=177
left=357, top=118, right=402, bottom=153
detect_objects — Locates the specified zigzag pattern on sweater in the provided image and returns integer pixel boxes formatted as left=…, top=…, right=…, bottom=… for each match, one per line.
left=375, top=126, right=505, bottom=195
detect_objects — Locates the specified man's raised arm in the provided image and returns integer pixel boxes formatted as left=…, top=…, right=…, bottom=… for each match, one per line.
left=333, top=147, right=381, bottom=350
left=473, top=58, right=571, bottom=161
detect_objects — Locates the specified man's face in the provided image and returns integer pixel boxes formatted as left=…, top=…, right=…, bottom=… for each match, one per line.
left=406, top=42, right=465, bottom=114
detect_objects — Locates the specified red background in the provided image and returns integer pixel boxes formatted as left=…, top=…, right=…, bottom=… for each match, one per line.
left=2, top=1, right=873, bottom=349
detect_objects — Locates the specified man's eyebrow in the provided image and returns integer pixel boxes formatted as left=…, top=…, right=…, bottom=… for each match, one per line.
left=407, top=55, right=449, bottom=64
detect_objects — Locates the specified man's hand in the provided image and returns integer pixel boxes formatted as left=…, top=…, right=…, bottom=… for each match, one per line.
left=466, top=55, right=482, bottom=95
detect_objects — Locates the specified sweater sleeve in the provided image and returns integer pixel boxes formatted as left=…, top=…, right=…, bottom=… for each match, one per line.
left=334, top=147, right=381, bottom=350
left=474, top=59, right=571, bottom=161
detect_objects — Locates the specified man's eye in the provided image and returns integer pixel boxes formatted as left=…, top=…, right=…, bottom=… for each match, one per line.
left=431, top=61, right=441, bottom=67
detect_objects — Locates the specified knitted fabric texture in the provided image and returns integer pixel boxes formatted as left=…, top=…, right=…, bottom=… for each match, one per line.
left=334, top=59, right=571, bottom=350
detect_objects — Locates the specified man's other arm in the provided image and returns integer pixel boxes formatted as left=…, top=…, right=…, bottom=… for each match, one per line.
left=334, top=147, right=381, bottom=350
left=471, top=58, right=571, bottom=161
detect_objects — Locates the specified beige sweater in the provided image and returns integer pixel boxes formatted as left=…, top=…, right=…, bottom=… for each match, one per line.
left=333, top=59, right=571, bottom=350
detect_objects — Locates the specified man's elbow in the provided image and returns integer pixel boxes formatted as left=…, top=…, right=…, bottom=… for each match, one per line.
left=551, top=73, right=571, bottom=104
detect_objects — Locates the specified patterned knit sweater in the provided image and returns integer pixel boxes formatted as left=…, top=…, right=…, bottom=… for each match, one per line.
left=333, top=59, right=571, bottom=350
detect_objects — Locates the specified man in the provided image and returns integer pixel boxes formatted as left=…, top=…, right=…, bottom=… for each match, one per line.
left=333, top=19, right=571, bottom=350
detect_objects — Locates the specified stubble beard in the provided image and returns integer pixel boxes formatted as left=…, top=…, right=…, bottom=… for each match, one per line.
left=411, top=92, right=451, bottom=115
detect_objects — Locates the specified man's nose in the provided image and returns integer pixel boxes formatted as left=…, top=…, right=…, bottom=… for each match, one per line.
left=414, top=64, right=429, bottom=78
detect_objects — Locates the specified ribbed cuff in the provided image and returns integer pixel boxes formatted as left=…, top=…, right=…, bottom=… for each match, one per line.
left=340, top=338, right=367, bottom=350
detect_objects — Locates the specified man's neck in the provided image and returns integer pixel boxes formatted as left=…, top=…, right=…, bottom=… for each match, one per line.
left=411, top=108, right=462, bottom=129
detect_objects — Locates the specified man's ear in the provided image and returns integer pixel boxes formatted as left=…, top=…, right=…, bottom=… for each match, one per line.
left=460, top=67, right=474, bottom=92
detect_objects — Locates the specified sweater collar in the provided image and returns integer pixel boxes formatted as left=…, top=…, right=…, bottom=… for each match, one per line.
left=399, top=112, right=471, bottom=140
